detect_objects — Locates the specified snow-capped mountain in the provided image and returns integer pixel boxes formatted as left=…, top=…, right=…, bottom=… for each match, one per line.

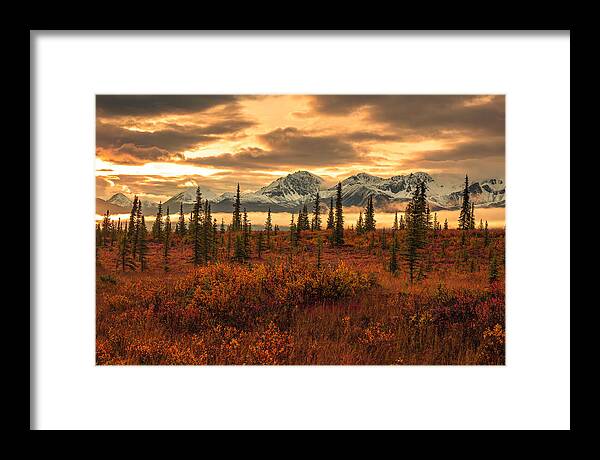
left=100, top=171, right=505, bottom=215
left=101, top=193, right=158, bottom=214
left=256, top=171, right=324, bottom=204
left=107, top=193, right=133, bottom=209
left=163, top=186, right=218, bottom=211
left=430, top=178, right=505, bottom=209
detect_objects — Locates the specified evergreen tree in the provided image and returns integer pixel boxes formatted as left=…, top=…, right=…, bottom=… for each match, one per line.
left=333, top=182, right=344, bottom=246
left=242, top=208, right=250, bottom=258
left=177, top=203, right=186, bottom=237
left=137, top=210, right=148, bottom=272
left=128, top=196, right=139, bottom=259
left=470, top=202, right=476, bottom=230
left=381, top=228, right=388, bottom=250
left=212, top=218, right=218, bottom=260
left=110, top=217, right=117, bottom=246
left=232, top=183, right=242, bottom=231
left=152, top=201, right=163, bottom=241
left=289, top=213, right=297, bottom=247
left=117, top=227, right=133, bottom=272
left=232, top=235, right=245, bottom=262
left=484, top=220, right=490, bottom=246
left=389, top=233, right=399, bottom=275
left=403, top=182, right=429, bottom=283
left=192, top=187, right=203, bottom=266
left=265, top=208, right=273, bottom=245
left=356, top=211, right=364, bottom=234
left=364, top=195, right=376, bottom=231
left=226, top=225, right=232, bottom=257
left=299, top=203, right=310, bottom=230
left=163, top=207, right=171, bottom=272
left=458, top=174, right=471, bottom=230
left=101, top=210, right=111, bottom=247
left=326, top=197, right=335, bottom=230
left=425, top=204, right=432, bottom=230
left=392, top=211, right=399, bottom=232
left=202, top=200, right=212, bottom=263
left=433, top=212, right=438, bottom=236
left=311, top=191, right=322, bottom=230
left=399, top=214, right=405, bottom=230
left=220, top=218, right=226, bottom=246
left=479, top=219, right=484, bottom=231
left=444, top=218, right=449, bottom=230
left=96, top=223, right=102, bottom=256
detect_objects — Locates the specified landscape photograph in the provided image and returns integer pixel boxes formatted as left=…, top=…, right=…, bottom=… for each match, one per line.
left=95, top=94, right=505, bottom=365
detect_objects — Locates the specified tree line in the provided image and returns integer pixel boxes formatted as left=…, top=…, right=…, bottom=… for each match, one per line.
left=97, top=175, right=494, bottom=280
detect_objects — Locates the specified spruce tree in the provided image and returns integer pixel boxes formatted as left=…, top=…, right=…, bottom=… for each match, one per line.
left=381, top=227, right=387, bottom=250
left=128, top=196, right=139, bottom=259
left=392, top=211, right=399, bottom=232
left=202, top=200, right=212, bottom=263
left=333, top=182, right=344, bottom=246
left=220, top=218, right=226, bottom=247
left=479, top=219, right=484, bottom=231
left=364, top=196, right=376, bottom=231
left=163, top=207, right=171, bottom=272
left=242, top=208, right=250, bottom=258
left=212, top=218, right=218, bottom=260
left=399, top=214, right=405, bottom=230
left=458, top=174, right=471, bottom=230
left=137, top=210, right=148, bottom=272
left=289, top=213, right=297, bottom=248
left=444, top=218, right=448, bottom=230
left=177, top=203, right=186, bottom=237
left=484, top=220, right=490, bottom=246
left=425, top=204, right=432, bottom=230
left=404, top=182, right=428, bottom=283
left=152, top=201, right=163, bottom=241
left=470, top=202, right=476, bottom=230
left=326, top=197, right=335, bottom=230
left=265, top=208, right=273, bottom=245
left=96, top=224, right=102, bottom=260
left=300, top=203, right=310, bottom=230
left=232, top=183, right=242, bottom=231
left=312, top=191, right=322, bottom=230
left=389, top=233, right=399, bottom=275
left=101, top=210, right=111, bottom=247
left=192, top=187, right=203, bottom=266
left=232, top=235, right=245, bottom=262
left=356, top=211, right=364, bottom=235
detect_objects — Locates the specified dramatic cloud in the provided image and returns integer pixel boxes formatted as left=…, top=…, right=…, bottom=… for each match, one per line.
left=96, top=95, right=238, bottom=117
left=96, top=95, right=505, bottom=202
left=312, top=95, right=505, bottom=136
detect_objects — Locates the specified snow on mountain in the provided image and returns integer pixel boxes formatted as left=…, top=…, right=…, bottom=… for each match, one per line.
left=163, top=186, right=219, bottom=212
left=256, top=171, right=325, bottom=204
left=107, top=193, right=133, bottom=209
left=154, top=171, right=505, bottom=213
left=430, top=178, right=505, bottom=209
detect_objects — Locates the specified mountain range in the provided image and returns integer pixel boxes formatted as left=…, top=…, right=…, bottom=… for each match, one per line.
left=97, top=171, right=505, bottom=215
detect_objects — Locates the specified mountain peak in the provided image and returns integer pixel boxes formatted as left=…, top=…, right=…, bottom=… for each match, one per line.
left=107, top=193, right=133, bottom=208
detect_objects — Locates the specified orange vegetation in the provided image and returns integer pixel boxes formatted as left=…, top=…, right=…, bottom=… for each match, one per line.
left=96, top=228, right=505, bottom=365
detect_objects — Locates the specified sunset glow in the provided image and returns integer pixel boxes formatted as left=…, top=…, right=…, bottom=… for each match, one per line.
left=96, top=95, right=505, bottom=202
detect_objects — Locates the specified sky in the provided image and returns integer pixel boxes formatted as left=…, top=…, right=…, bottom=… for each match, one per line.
left=96, top=95, right=505, bottom=203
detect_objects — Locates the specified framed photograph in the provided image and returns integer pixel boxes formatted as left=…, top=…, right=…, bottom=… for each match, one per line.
left=31, top=30, right=570, bottom=429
